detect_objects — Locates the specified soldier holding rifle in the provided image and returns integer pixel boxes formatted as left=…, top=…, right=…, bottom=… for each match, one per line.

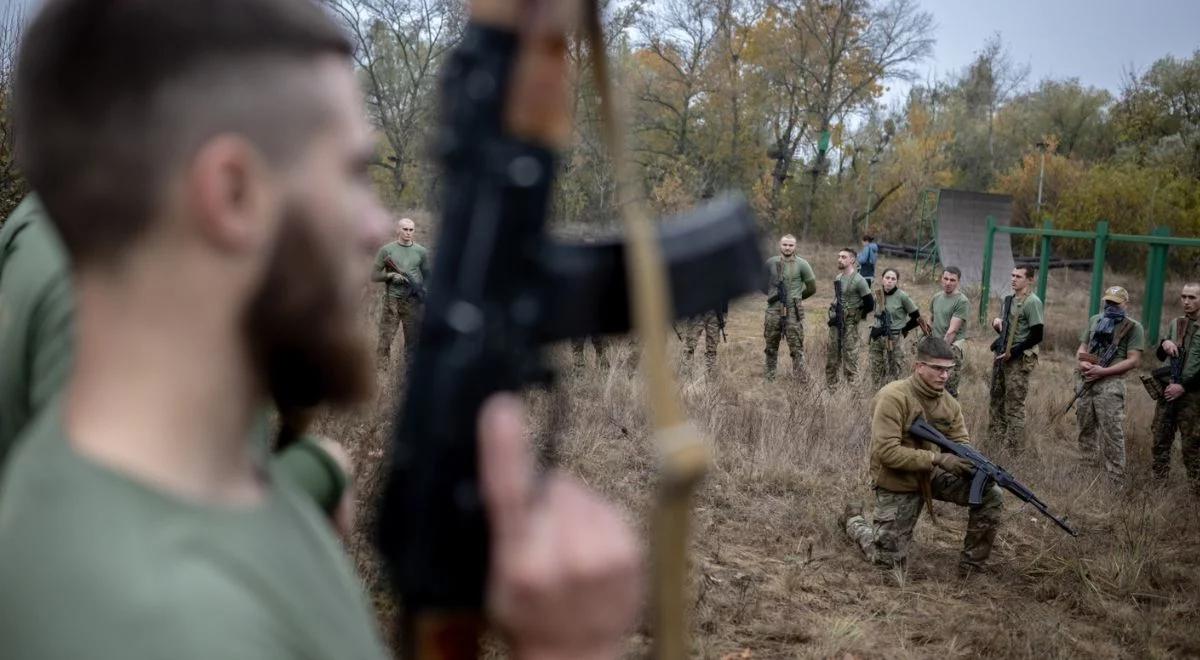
left=372, top=216, right=430, bottom=365
left=826, top=247, right=874, bottom=387
left=1070, top=286, right=1143, bottom=481
left=0, top=1, right=641, bottom=659
left=987, top=266, right=1044, bottom=451
left=762, top=234, right=816, bottom=381
left=1148, top=282, right=1200, bottom=485
left=867, top=268, right=920, bottom=391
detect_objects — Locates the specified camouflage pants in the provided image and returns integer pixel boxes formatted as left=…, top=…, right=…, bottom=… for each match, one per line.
left=763, top=304, right=804, bottom=379
left=844, top=475, right=1003, bottom=570
left=825, top=313, right=862, bottom=387
left=868, top=335, right=906, bottom=391
left=571, top=335, right=610, bottom=370
left=1151, top=390, right=1200, bottom=481
left=987, top=352, right=1038, bottom=451
left=683, top=311, right=721, bottom=374
left=377, top=294, right=421, bottom=364
left=1075, top=375, right=1127, bottom=479
left=947, top=341, right=965, bottom=397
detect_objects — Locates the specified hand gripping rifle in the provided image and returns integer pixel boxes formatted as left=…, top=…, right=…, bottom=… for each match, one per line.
left=909, top=417, right=1078, bottom=536
left=766, top=261, right=789, bottom=334
left=383, top=256, right=426, bottom=302
left=869, top=287, right=893, bottom=355
left=990, top=294, right=1014, bottom=392
left=375, top=10, right=763, bottom=659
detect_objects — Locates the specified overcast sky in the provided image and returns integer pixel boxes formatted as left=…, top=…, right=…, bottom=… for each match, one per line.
left=883, top=0, right=1200, bottom=106
left=9, top=0, right=1200, bottom=102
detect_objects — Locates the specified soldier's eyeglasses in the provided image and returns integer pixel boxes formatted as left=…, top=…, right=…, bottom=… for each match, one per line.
left=918, top=362, right=953, bottom=374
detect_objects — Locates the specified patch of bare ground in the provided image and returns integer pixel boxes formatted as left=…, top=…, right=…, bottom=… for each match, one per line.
left=321, top=241, right=1200, bottom=658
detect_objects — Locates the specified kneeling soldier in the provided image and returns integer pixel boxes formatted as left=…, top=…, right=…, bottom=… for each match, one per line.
left=841, top=337, right=1003, bottom=576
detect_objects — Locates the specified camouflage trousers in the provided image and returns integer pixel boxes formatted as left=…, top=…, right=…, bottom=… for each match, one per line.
left=684, top=312, right=721, bottom=375
left=763, top=303, right=804, bottom=380
left=868, top=335, right=907, bottom=391
left=844, top=475, right=1003, bottom=570
left=825, top=313, right=862, bottom=387
left=377, top=294, right=422, bottom=365
left=987, top=352, right=1038, bottom=451
left=1075, top=375, right=1127, bottom=479
left=571, top=335, right=610, bottom=370
left=947, top=340, right=965, bottom=397
left=1151, top=390, right=1200, bottom=482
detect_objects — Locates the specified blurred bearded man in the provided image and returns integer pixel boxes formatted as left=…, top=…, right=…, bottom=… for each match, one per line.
left=0, top=1, right=642, bottom=658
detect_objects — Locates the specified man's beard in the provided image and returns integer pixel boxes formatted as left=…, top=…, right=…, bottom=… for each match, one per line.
left=243, top=205, right=373, bottom=428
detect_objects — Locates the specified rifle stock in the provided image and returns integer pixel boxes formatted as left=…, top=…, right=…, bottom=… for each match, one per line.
left=990, top=295, right=1014, bottom=392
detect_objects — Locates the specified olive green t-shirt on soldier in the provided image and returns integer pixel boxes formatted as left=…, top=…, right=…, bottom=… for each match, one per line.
left=1079, top=314, right=1145, bottom=363
left=835, top=271, right=871, bottom=315
left=374, top=241, right=430, bottom=299
left=930, top=291, right=970, bottom=341
left=1007, top=292, right=1044, bottom=354
left=764, top=255, right=817, bottom=302
left=0, top=196, right=73, bottom=462
left=0, top=405, right=389, bottom=660
left=873, top=289, right=918, bottom=334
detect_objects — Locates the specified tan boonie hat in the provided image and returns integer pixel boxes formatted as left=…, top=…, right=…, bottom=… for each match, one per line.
left=1103, top=286, right=1129, bottom=304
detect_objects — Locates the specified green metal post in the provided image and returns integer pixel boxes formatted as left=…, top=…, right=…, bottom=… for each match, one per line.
left=1142, top=226, right=1171, bottom=346
left=1036, top=218, right=1052, bottom=305
left=1088, top=221, right=1109, bottom=317
left=979, top=215, right=995, bottom=325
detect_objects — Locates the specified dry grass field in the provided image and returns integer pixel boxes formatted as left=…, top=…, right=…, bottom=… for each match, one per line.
left=320, top=238, right=1200, bottom=659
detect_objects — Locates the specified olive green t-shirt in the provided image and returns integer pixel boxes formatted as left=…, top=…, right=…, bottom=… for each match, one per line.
left=872, top=288, right=918, bottom=334
left=834, top=271, right=871, bottom=316
left=374, top=241, right=430, bottom=299
left=0, top=406, right=389, bottom=660
left=763, top=255, right=816, bottom=304
left=1164, top=315, right=1200, bottom=385
left=930, top=291, right=970, bottom=342
left=1006, top=292, right=1045, bottom=354
left=1079, top=314, right=1145, bottom=363
left=0, top=196, right=73, bottom=461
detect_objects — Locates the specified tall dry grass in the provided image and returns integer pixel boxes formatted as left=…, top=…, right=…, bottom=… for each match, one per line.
left=322, top=241, right=1200, bottom=658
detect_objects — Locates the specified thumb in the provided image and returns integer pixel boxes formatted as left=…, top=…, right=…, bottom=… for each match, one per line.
left=478, top=393, right=533, bottom=557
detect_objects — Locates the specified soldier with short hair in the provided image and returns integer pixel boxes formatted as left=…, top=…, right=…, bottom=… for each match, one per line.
left=373, top=217, right=430, bottom=366
left=1073, top=286, right=1144, bottom=480
left=826, top=247, right=874, bottom=387
left=867, top=268, right=920, bottom=390
left=987, top=266, right=1044, bottom=451
left=762, top=234, right=816, bottom=381
left=929, top=266, right=970, bottom=397
left=840, top=336, right=1003, bottom=576
left=1149, top=282, right=1200, bottom=483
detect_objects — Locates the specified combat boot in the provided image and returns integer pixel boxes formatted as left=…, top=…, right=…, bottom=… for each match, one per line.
left=836, top=501, right=863, bottom=530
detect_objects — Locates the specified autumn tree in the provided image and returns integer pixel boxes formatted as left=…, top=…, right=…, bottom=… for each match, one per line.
left=0, top=3, right=26, bottom=222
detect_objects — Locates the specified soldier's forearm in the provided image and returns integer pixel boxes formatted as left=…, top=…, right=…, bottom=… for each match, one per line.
left=802, top=279, right=817, bottom=300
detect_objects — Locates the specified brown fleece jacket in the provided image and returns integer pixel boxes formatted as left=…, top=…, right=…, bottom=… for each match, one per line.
left=869, top=374, right=970, bottom=493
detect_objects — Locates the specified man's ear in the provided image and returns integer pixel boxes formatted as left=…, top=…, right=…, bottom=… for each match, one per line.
left=186, top=135, right=279, bottom=253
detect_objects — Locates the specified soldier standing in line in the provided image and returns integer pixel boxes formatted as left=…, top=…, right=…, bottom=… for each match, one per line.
left=1073, top=286, right=1144, bottom=481
left=826, top=247, right=874, bottom=387
left=868, top=268, right=921, bottom=391
left=929, top=266, right=971, bottom=397
left=1148, top=282, right=1200, bottom=484
left=682, top=301, right=726, bottom=377
left=571, top=335, right=610, bottom=371
left=372, top=217, right=430, bottom=366
left=762, top=234, right=817, bottom=381
left=839, top=337, right=1003, bottom=576
left=987, top=266, right=1044, bottom=452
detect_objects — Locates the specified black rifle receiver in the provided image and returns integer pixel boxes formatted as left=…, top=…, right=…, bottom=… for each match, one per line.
left=990, top=294, right=1014, bottom=392
left=909, top=417, right=1078, bottom=536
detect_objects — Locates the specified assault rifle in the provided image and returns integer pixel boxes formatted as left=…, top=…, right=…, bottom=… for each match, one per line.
left=1055, top=318, right=1133, bottom=421
left=1141, top=318, right=1187, bottom=411
left=383, top=256, right=426, bottom=302
left=990, top=294, right=1014, bottom=392
left=910, top=417, right=1078, bottom=537
left=766, top=261, right=789, bottom=333
left=375, top=21, right=763, bottom=658
left=869, top=287, right=894, bottom=354
left=829, top=279, right=846, bottom=354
